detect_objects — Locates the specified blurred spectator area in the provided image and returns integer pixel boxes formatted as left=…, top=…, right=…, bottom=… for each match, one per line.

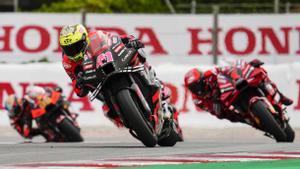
left=0, top=0, right=60, bottom=12
left=0, top=0, right=13, bottom=11
left=1, top=0, right=300, bottom=13
left=171, top=0, right=300, bottom=13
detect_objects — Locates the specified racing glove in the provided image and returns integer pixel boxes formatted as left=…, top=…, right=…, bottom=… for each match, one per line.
left=76, top=72, right=86, bottom=88
left=76, top=77, right=85, bottom=90
left=126, top=39, right=145, bottom=49
left=75, top=72, right=89, bottom=97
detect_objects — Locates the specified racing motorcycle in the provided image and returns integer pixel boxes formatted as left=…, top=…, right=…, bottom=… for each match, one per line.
left=80, top=33, right=181, bottom=147
left=29, top=90, right=83, bottom=142
left=217, top=62, right=295, bottom=142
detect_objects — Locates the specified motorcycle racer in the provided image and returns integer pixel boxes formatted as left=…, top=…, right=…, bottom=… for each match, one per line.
left=184, top=59, right=293, bottom=122
left=4, top=85, right=79, bottom=142
left=59, top=24, right=183, bottom=140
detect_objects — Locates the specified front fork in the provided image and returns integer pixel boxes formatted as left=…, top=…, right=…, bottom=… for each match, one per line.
left=257, top=82, right=288, bottom=122
left=105, top=74, right=164, bottom=134
left=128, top=75, right=164, bottom=135
left=249, top=96, right=287, bottom=129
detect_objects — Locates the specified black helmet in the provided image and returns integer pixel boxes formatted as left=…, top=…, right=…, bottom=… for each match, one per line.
left=184, top=68, right=206, bottom=96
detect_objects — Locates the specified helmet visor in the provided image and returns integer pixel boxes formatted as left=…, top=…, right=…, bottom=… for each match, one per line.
left=62, top=40, right=87, bottom=57
left=188, top=78, right=206, bottom=96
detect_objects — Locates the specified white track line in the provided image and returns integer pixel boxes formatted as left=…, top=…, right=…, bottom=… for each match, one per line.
left=3, top=151, right=300, bottom=169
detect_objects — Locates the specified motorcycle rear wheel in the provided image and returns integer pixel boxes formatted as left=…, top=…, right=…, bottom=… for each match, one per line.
left=116, top=89, right=157, bottom=147
left=251, top=100, right=287, bottom=142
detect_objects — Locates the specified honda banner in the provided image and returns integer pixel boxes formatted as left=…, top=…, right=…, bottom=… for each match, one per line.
left=0, top=63, right=300, bottom=127
left=0, top=13, right=300, bottom=64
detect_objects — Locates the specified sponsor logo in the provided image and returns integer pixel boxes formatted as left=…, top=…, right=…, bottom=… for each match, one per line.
left=118, top=48, right=126, bottom=57
left=85, top=75, right=97, bottom=80
left=121, top=50, right=133, bottom=62
left=83, top=64, right=93, bottom=70
left=63, top=63, right=71, bottom=69
left=86, top=69, right=96, bottom=74
left=112, top=36, right=118, bottom=44
left=4, top=21, right=300, bottom=62
left=114, top=44, right=124, bottom=53
left=187, top=76, right=195, bottom=84
left=96, top=52, right=113, bottom=68
left=110, top=36, right=120, bottom=49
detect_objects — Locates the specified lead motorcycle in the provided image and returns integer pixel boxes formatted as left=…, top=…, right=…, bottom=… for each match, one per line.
left=29, top=90, right=83, bottom=142
left=80, top=33, right=181, bottom=147
left=217, top=62, right=295, bottom=142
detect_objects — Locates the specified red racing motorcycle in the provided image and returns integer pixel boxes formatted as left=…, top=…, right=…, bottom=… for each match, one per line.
left=217, top=62, right=295, bottom=142
left=80, top=33, right=181, bottom=147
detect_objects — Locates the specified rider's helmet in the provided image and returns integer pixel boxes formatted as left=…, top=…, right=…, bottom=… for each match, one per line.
left=53, top=86, right=63, bottom=93
left=59, top=24, right=89, bottom=62
left=184, top=68, right=207, bottom=96
left=4, top=95, right=23, bottom=118
left=26, top=86, right=46, bottom=100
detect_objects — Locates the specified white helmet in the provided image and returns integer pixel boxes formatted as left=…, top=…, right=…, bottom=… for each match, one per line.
left=26, top=85, right=46, bottom=99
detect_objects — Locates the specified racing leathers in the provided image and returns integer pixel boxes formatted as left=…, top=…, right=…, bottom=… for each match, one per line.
left=5, top=86, right=79, bottom=142
left=7, top=97, right=42, bottom=140
left=184, top=59, right=293, bottom=123
left=62, top=30, right=182, bottom=137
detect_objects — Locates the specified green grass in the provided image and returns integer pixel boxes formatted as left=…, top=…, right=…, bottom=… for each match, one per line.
left=120, top=158, right=300, bottom=169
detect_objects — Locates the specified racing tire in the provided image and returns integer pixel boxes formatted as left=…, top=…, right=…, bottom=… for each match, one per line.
left=284, top=123, right=295, bottom=142
left=116, top=89, right=157, bottom=147
left=251, top=100, right=287, bottom=142
left=58, top=118, right=84, bottom=142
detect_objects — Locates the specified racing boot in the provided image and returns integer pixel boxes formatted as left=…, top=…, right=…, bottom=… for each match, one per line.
left=168, top=103, right=183, bottom=141
left=264, top=81, right=293, bottom=106
left=159, top=101, right=183, bottom=145
left=278, top=92, right=293, bottom=106
left=161, top=84, right=183, bottom=141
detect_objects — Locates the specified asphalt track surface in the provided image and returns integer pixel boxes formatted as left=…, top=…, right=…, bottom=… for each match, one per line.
left=0, top=126, right=300, bottom=168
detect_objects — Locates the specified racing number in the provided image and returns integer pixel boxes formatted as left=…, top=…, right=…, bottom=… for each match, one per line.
left=96, top=51, right=113, bottom=68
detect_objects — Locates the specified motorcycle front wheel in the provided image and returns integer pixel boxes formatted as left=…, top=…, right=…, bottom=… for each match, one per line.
left=251, top=100, right=288, bottom=142
left=58, top=118, right=84, bottom=142
left=116, top=89, right=157, bottom=147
